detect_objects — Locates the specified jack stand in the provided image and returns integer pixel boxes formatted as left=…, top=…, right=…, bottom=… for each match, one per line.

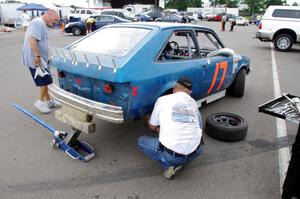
left=14, top=103, right=96, bottom=162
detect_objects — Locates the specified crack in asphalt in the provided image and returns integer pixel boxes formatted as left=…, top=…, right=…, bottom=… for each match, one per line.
left=0, top=135, right=296, bottom=194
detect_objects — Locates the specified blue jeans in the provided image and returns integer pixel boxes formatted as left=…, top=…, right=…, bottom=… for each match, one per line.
left=137, top=135, right=203, bottom=170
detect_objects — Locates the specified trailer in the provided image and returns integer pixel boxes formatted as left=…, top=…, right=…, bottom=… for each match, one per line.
left=0, top=3, right=24, bottom=27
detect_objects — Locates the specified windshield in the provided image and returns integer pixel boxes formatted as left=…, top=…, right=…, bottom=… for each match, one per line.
left=70, top=27, right=151, bottom=57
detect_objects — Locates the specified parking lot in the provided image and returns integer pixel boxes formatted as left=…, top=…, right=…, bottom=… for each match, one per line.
left=0, top=21, right=299, bottom=199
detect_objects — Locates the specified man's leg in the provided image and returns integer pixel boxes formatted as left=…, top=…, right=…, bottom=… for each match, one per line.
left=137, top=136, right=161, bottom=162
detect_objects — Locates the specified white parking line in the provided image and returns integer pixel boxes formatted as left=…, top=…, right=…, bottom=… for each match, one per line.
left=270, top=43, right=291, bottom=193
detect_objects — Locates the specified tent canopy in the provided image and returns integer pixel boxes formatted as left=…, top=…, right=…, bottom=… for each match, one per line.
left=17, top=3, right=49, bottom=11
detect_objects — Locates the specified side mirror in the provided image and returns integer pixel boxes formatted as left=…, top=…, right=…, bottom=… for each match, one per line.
left=207, top=48, right=235, bottom=57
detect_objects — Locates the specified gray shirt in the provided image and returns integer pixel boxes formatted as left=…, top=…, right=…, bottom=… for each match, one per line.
left=22, top=17, right=48, bottom=68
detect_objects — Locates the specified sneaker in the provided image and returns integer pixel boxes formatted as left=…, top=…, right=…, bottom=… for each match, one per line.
left=34, top=100, right=51, bottom=114
left=163, top=165, right=183, bottom=179
left=47, top=98, right=61, bottom=108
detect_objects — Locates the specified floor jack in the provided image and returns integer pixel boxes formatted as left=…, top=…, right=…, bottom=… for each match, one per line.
left=14, top=103, right=96, bottom=162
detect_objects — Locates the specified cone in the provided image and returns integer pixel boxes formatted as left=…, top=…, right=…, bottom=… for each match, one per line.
left=61, top=22, right=65, bottom=34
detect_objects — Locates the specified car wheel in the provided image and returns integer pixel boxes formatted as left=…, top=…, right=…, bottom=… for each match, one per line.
left=228, top=69, right=245, bottom=97
left=205, top=112, right=248, bottom=142
left=156, top=19, right=161, bottom=22
left=274, top=33, right=294, bottom=52
left=174, top=20, right=179, bottom=23
left=72, top=27, right=82, bottom=36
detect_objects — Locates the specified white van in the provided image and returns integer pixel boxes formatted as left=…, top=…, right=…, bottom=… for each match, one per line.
left=255, top=6, right=300, bottom=52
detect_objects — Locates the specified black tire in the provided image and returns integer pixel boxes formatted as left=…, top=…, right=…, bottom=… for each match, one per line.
left=228, top=69, right=245, bottom=97
left=72, top=27, right=82, bottom=36
left=274, top=33, right=294, bottom=52
left=205, top=112, right=248, bottom=142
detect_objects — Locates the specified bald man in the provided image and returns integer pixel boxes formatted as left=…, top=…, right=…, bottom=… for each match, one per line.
left=22, top=9, right=61, bottom=113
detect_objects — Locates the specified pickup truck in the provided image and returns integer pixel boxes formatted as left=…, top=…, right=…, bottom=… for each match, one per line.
left=255, top=6, right=300, bottom=52
left=67, top=9, right=100, bottom=22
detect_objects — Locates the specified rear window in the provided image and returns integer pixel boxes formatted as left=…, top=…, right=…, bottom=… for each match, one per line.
left=272, top=9, right=300, bottom=19
left=70, top=27, right=151, bottom=57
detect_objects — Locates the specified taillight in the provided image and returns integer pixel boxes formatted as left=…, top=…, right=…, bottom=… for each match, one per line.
left=103, top=84, right=113, bottom=94
left=258, top=21, right=262, bottom=29
left=132, top=86, right=138, bottom=97
left=75, top=78, right=81, bottom=85
left=57, top=71, right=65, bottom=78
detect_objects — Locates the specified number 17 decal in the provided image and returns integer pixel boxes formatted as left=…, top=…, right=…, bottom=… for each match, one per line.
left=207, top=61, right=228, bottom=95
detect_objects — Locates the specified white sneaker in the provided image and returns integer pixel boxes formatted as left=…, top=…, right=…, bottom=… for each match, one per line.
left=163, top=165, right=183, bottom=179
left=47, top=98, right=61, bottom=108
left=34, top=100, right=51, bottom=114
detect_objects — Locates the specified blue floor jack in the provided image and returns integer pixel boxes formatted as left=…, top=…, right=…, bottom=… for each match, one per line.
left=14, top=103, right=96, bottom=162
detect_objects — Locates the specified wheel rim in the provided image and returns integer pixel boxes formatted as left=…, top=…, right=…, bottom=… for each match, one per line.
left=277, top=37, right=290, bottom=49
left=212, top=114, right=242, bottom=127
left=74, top=28, right=81, bottom=35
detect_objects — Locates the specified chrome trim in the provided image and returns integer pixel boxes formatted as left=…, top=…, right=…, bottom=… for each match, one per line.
left=48, top=84, right=124, bottom=123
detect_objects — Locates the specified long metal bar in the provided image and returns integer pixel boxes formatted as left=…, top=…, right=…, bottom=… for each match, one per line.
left=13, top=103, right=56, bottom=133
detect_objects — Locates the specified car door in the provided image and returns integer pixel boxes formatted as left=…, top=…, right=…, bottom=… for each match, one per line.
left=194, top=29, right=233, bottom=97
left=156, top=30, right=205, bottom=100
left=95, top=16, right=114, bottom=29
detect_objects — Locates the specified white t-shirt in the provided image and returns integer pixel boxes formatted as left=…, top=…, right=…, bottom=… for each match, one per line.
left=21, top=13, right=31, bottom=27
left=150, top=92, right=202, bottom=155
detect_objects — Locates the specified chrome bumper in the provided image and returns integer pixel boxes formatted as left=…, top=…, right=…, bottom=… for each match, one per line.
left=48, top=84, right=124, bottom=123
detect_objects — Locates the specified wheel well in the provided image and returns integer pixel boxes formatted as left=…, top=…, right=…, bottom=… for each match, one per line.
left=273, top=29, right=296, bottom=42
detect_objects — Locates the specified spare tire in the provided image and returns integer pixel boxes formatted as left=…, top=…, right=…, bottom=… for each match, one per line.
left=205, top=112, right=248, bottom=142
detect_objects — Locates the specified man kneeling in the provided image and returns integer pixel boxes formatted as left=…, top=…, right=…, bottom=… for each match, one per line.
left=138, top=77, right=204, bottom=179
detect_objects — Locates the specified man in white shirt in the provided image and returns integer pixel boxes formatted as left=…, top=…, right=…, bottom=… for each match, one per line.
left=21, top=10, right=31, bottom=31
left=138, top=77, right=204, bottom=179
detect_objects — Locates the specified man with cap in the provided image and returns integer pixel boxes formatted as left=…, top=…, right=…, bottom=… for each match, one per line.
left=138, top=77, right=204, bottom=179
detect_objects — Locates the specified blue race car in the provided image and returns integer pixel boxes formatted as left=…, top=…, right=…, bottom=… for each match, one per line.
left=64, top=14, right=129, bottom=36
left=49, top=22, right=250, bottom=123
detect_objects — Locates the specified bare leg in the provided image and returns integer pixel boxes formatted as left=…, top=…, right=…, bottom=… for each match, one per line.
left=39, top=86, right=51, bottom=101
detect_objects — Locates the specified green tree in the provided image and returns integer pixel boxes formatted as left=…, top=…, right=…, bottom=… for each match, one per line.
left=292, top=2, right=299, bottom=6
left=265, top=0, right=286, bottom=7
left=209, top=0, right=239, bottom=7
left=241, top=0, right=265, bottom=15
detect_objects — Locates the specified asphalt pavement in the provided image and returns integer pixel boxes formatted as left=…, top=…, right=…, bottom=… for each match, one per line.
left=0, top=21, right=299, bottom=199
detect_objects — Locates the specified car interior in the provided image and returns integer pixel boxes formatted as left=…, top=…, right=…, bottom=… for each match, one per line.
left=158, top=30, right=223, bottom=61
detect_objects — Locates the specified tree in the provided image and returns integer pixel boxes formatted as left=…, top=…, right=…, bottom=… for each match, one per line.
left=292, top=2, right=299, bottom=6
left=208, top=0, right=239, bottom=8
left=241, top=0, right=265, bottom=15
left=265, top=0, right=287, bottom=7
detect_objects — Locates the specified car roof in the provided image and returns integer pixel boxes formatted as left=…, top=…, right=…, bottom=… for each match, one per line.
left=107, top=22, right=210, bottom=30
left=267, top=5, right=300, bottom=10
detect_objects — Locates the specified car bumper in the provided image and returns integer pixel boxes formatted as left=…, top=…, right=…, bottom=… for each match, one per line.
left=48, top=84, right=124, bottom=123
left=255, top=31, right=273, bottom=41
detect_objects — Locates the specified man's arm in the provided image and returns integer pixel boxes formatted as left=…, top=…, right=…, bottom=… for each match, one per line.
left=29, top=36, right=41, bottom=66
left=146, top=115, right=160, bottom=133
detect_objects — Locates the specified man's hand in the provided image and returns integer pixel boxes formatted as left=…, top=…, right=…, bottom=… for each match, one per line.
left=34, top=56, right=41, bottom=66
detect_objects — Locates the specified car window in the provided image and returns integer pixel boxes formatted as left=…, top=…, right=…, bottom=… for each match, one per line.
left=158, top=31, right=198, bottom=61
left=70, top=27, right=151, bottom=57
left=99, top=16, right=114, bottom=22
left=272, top=9, right=300, bottom=19
left=87, top=10, right=93, bottom=15
left=196, top=31, right=222, bottom=53
left=76, top=10, right=80, bottom=14
left=81, top=10, right=85, bottom=14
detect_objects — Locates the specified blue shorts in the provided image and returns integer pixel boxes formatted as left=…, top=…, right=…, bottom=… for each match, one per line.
left=29, top=67, right=53, bottom=87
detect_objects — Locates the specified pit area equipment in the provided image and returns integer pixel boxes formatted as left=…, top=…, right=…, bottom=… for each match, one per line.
left=14, top=103, right=96, bottom=162
left=259, top=93, right=300, bottom=199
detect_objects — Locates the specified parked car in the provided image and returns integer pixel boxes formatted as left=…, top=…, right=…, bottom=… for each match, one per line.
left=236, top=16, right=249, bottom=26
left=135, top=13, right=153, bottom=21
left=67, top=8, right=100, bottom=22
left=101, top=9, right=139, bottom=21
left=155, top=14, right=182, bottom=23
left=255, top=6, right=300, bottom=52
left=49, top=23, right=250, bottom=125
left=64, top=15, right=129, bottom=36
left=249, top=14, right=258, bottom=24
left=143, top=11, right=162, bottom=20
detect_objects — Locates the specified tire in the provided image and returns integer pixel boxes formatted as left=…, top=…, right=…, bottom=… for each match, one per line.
left=205, top=112, right=248, bottom=142
left=274, top=33, right=294, bottom=52
left=72, top=27, right=82, bottom=36
left=228, top=69, right=246, bottom=97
